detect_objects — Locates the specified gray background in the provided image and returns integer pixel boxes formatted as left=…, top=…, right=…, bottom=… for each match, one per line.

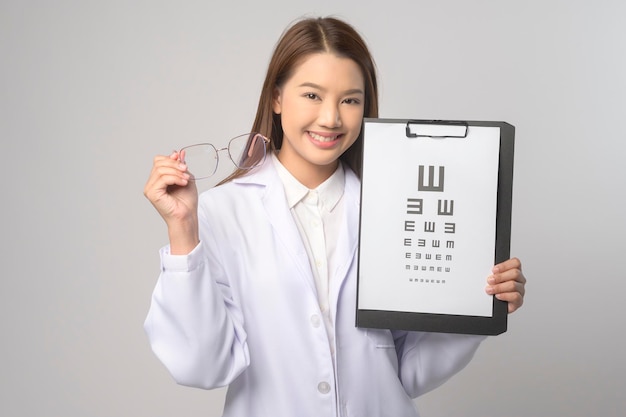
left=1, top=1, right=624, bottom=416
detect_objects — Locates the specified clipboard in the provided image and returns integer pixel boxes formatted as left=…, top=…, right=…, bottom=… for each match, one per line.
left=356, top=118, right=515, bottom=335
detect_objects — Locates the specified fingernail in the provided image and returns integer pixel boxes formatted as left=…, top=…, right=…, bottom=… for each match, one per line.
left=487, top=275, right=496, bottom=285
left=485, top=285, right=495, bottom=295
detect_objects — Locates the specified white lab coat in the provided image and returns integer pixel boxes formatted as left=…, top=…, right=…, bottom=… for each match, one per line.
left=144, top=158, right=485, bottom=417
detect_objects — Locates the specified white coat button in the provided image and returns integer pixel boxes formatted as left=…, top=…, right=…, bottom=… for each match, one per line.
left=310, top=314, right=321, bottom=328
left=317, top=381, right=331, bottom=394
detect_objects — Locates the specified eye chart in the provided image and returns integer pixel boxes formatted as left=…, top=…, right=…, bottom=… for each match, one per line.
left=356, top=119, right=514, bottom=335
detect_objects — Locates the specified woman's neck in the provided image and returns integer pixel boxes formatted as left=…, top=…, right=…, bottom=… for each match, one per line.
left=276, top=151, right=338, bottom=189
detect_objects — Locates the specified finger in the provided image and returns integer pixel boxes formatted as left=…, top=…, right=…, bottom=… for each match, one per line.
left=489, top=268, right=525, bottom=286
left=149, top=156, right=189, bottom=180
left=152, top=153, right=187, bottom=170
left=485, top=281, right=524, bottom=314
left=494, top=291, right=524, bottom=314
left=492, top=257, right=522, bottom=274
left=156, top=172, right=191, bottom=189
left=144, top=160, right=190, bottom=199
left=487, top=258, right=526, bottom=284
left=485, top=279, right=525, bottom=298
left=147, top=163, right=189, bottom=186
left=146, top=170, right=190, bottom=194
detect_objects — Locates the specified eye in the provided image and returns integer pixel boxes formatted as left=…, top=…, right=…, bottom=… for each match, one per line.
left=304, top=93, right=319, bottom=100
left=343, top=97, right=362, bottom=105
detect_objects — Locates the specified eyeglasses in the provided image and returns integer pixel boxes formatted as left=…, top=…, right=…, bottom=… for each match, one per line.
left=179, top=133, right=270, bottom=180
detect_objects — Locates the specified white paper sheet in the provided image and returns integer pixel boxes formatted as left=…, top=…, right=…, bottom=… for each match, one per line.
left=358, top=122, right=501, bottom=317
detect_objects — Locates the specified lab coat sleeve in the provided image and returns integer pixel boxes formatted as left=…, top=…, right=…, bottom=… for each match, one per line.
left=144, top=229, right=250, bottom=389
left=395, top=331, right=486, bottom=398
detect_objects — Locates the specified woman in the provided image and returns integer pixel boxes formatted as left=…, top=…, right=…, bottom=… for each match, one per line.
left=143, top=17, right=526, bottom=417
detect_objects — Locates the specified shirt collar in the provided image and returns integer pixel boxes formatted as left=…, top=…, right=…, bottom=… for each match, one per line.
left=271, top=152, right=345, bottom=212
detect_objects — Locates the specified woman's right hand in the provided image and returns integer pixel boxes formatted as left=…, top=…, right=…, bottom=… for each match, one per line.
left=144, top=151, right=200, bottom=254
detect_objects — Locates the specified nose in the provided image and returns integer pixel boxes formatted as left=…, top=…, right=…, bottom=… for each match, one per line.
left=318, top=101, right=342, bottom=128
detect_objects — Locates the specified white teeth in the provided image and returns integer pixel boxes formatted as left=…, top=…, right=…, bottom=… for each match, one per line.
left=309, top=132, right=339, bottom=142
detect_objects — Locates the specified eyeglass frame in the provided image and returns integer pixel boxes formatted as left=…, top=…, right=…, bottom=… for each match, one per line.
left=179, top=132, right=270, bottom=180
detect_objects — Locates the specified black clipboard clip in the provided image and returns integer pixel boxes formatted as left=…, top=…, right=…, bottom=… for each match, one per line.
left=405, top=119, right=469, bottom=139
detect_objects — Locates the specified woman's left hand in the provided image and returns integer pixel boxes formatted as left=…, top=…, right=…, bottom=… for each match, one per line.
left=485, top=257, right=526, bottom=314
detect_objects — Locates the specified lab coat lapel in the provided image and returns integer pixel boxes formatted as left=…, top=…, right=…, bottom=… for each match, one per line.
left=329, top=168, right=360, bottom=307
left=235, top=160, right=317, bottom=294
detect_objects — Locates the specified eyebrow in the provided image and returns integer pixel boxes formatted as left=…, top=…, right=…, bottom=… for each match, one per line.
left=298, top=82, right=364, bottom=95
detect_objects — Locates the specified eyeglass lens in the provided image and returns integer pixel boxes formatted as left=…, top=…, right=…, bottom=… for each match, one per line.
left=180, top=133, right=267, bottom=180
left=229, top=133, right=267, bottom=170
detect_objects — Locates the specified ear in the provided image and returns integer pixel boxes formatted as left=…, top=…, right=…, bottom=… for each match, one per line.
left=272, top=86, right=282, bottom=115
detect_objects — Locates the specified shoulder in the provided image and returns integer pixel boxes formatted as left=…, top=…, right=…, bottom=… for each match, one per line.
left=198, top=160, right=279, bottom=207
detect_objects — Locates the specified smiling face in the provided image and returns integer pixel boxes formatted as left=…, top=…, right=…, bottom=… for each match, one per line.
left=272, top=52, right=365, bottom=188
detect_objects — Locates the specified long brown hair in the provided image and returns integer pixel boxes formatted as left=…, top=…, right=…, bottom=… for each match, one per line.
left=221, top=17, right=379, bottom=184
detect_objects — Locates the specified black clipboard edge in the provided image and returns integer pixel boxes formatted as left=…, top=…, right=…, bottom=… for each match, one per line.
left=356, top=306, right=507, bottom=336
left=356, top=118, right=515, bottom=336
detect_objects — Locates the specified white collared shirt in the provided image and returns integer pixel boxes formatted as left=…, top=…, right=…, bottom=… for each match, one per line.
left=272, top=153, right=345, bottom=359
